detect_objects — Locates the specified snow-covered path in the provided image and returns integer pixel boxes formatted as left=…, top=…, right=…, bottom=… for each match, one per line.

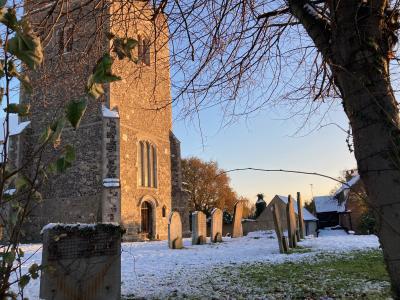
left=17, top=230, right=380, bottom=299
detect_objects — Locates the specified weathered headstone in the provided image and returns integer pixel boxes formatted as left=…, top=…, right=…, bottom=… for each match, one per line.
left=40, top=223, right=124, bottom=300
left=271, top=203, right=287, bottom=254
left=282, top=235, right=289, bottom=253
left=168, top=211, right=183, bottom=249
left=297, top=192, right=305, bottom=239
left=192, top=211, right=207, bottom=245
left=232, top=201, right=244, bottom=238
left=210, top=208, right=223, bottom=243
left=286, top=195, right=297, bottom=248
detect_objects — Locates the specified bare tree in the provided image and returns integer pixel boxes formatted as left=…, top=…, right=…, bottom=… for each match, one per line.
left=164, top=1, right=400, bottom=294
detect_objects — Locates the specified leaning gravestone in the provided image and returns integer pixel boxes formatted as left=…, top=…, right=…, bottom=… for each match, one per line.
left=192, top=211, right=207, bottom=245
left=168, top=211, right=183, bottom=249
left=232, top=201, right=244, bottom=238
left=297, top=192, right=305, bottom=239
left=40, top=223, right=124, bottom=300
left=286, top=195, right=297, bottom=248
left=210, top=208, right=223, bottom=243
left=271, top=203, right=287, bottom=254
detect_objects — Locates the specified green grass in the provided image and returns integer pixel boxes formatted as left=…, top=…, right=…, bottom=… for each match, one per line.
left=122, top=250, right=392, bottom=299
left=287, top=245, right=313, bottom=254
left=232, top=250, right=391, bottom=299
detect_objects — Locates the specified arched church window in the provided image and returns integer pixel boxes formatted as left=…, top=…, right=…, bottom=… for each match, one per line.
left=139, top=141, right=145, bottom=186
left=162, top=206, right=166, bottom=218
left=138, top=140, right=157, bottom=188
left=146, top=142, right=151, bottom=187
left=152, top=144, right=158, bottom=188
left=138, top=35, right=151, bottom=66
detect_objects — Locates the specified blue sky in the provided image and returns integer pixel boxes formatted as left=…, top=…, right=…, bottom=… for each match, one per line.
left=172, top=98, right=356, bottom=204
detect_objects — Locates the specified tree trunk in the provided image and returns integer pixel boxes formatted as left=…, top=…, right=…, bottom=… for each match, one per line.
left=338, top=67, right=400, bottom=296
left=290, top=0, right=400, bottom=295
left=331, top=1, right=400, bottom=295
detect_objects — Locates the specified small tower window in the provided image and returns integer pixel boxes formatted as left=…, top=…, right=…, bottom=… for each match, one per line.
left=57, top=26, right=74, bottom=54
left=138, top=35, right=151, bottom=66
left=138, top=140, right=157, bottom=188
left=162, top=206, right=167, bottom=218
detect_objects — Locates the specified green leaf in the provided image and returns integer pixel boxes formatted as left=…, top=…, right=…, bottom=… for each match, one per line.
left=2, top=250, right=15, bottom=264
left=86, top=78, right=104, bottom=99
left=32, top=190, right=43, bottom=202
left=113, top=37, right=138, bottom=61
left=6, top=60, right=33, bottom=93
left=55, top=157, right=72, bottom=173
left=18, top=73, right=32, bottom=94
left=64, top=145, right=75, bottom=163
left=0, top=60, right=4, bottom=78
left=7, top=60, right=17, bottom=76
left=28, top=263, right=40, bottom=279
left=7, top=18, right=43, bottom=70
left=38, top=126, right=52, bottom=144
left=19, top=274, right=30, bottom=288
left=4, top=103, right=30, bottom=116
left=86, top=53, right=121, bottom=99
left=18, top=248, right=24, bottom=258
left=65, top=99, right=87, bottom=129
left=47, top=162, right=57, bottom=174
left=50, top=117, right=66, bottom=145
left=0, top=0, right=6, bottom=8
left=16, top=175, right=29, bottom=190
left=0, top=8, right=18, bottom=31
left=0, top=87, right=4, bottom=104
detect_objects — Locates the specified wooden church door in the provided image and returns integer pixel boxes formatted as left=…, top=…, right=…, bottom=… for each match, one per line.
left=141, top=201, right=153, bottom=238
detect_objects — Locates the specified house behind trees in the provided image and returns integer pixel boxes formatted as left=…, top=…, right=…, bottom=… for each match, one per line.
left=314, top=173, right=370, bottom=233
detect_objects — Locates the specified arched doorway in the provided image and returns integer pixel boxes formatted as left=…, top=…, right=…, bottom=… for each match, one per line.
left=141, top=201, right=153, bottom=239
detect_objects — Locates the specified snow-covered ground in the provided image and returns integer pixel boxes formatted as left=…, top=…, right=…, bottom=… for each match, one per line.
left=16, top=229, right=380, bottom=299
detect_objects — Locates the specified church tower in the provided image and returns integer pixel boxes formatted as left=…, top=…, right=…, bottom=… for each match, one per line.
left=20, top=0, right=188, bottom=241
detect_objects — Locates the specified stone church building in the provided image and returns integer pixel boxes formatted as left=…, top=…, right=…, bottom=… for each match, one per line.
left=15, top=0, right=189, bottom=241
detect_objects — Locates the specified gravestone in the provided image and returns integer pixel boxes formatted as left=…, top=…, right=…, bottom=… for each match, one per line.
left=282, top=235, right=289, bottom=253
left=210, top=208, right=223, bottom=243
left=232, top=201, right=244, bottom=238
left=286, top=195, right=297, bottom=248
left=297, top=192, right=305, bottom=239
left=192, top=211, right=207, bottom=245
left=271, top=204, right=287, bottom=254
left=168, top=211, right=183, bottom=249
left=40, top=223, right=124, bottom=300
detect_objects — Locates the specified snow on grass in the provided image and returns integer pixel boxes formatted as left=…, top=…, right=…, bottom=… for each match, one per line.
left=16, top=230, right=380, bottom=299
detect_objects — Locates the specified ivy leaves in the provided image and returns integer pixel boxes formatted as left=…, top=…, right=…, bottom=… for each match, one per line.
left=66, top=99, right=87, bottom=129
left=113, top=37, right=138, bottom=61
left=7, top=18, right=43, bottom=70
left=86, top=54, right=121, bottom=99
left=0, top=7, right=42, bottom=118
left=0, top=7, right=43, bottom=70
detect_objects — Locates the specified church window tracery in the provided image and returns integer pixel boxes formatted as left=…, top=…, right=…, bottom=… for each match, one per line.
left=139, top=141, right=157, bottom=188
